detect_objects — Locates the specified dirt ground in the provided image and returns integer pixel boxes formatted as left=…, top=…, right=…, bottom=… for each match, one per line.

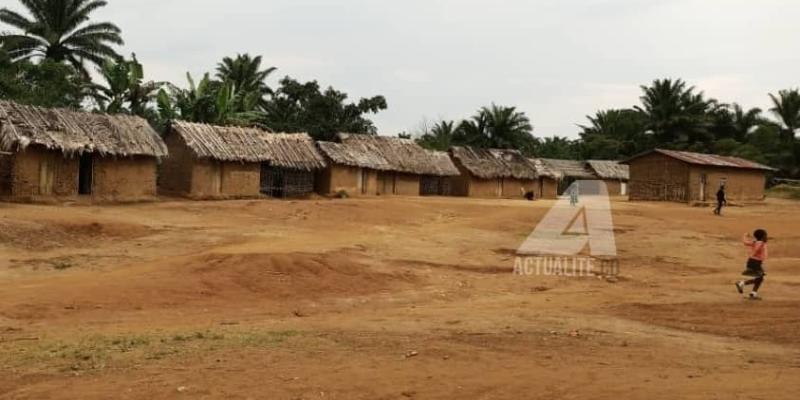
left=0, top=195, right=798, bottom=399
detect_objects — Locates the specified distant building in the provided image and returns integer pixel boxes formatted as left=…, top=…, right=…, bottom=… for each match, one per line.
left=449, top=146, right=543, bottom=199
left=316, top=133, right=459, bottom=196
left=160, top=121, right=326, bottom=199
left=622, top=149, right=775, bottom=202
left=539, top=158, right=598, bottom=195
left=0, top=101, right=167, bottom=201
left=585, top=160, right=630, bottom=196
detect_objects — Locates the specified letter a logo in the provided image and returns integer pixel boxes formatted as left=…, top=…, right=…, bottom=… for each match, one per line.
left=517, top=181, right=617, bottom=257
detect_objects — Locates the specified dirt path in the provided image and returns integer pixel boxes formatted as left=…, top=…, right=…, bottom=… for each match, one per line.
left=0, top=197, right=798, bottom=399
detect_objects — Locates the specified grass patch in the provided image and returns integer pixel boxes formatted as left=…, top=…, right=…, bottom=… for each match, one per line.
left=0, top=329, right=299, bottom=372
left=767, top=184, right=800, bottom=200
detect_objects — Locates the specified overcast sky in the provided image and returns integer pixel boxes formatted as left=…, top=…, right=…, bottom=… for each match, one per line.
left=82, top=0, right=800, bottom=137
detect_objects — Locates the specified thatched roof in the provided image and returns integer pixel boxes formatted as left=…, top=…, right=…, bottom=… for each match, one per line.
left=170, top=121, right=326, bottom=170
left=541, top=159, right=597, bottom=179
left=623, top=149, right=777, bottom=171
left=450, top=146, right=538, bottom=180
left=586, top=160, right=629, bottom=180
left=317, top=133, right=459, bottom=176
left=529, top=158, right=562, bottom=180
left=0, top=101, right=167, bottom=158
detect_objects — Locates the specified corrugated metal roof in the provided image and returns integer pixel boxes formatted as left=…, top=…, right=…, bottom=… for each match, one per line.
left=624, top=149, right=777, bottom=171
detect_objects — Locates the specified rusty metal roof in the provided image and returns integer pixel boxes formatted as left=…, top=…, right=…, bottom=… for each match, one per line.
left=623, top=149, right=777, bottom=171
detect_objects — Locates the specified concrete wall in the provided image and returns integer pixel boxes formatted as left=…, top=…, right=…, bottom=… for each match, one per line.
left=93, top=156, right=157, bottom=198
left=688, top=166, right=767, bottom=202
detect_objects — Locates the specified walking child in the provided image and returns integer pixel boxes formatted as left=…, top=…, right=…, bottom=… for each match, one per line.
left=735, top=229, right=768, bottom=300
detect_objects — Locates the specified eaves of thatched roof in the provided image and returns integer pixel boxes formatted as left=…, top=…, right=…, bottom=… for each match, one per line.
left=529, top=158, right=562, bottom=180
left=449, top=146, right=538, bottom=180
left=0, top=100, right=167, bottom=158
left=586, top=160, right=630, bottom=180
left=541, top=158, right=597, bottom=179
left=170, top=121, right=326, bottom=170
left=317, top=133, right=459, bottom=176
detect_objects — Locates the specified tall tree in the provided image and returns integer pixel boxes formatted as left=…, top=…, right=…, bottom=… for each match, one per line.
left=0, top=0, right=124, bottom=77
left=0, top=50, right=87, bottom=108
left=91, top=54, right=163, bottom=117
left=456, top=104, right=536, bottom=153
left=768, top=89, right=800, bottom=142
left=216, top=53, right=276, bottom=109
left=635, top=79, right=716, bottom=149
left=262, top=77, right=387, bottom=141
left=416, top=119, right=457, bottom=151
left=579, top=108, right=650, bottom=158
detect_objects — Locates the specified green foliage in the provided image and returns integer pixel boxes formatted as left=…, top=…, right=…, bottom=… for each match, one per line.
left=261, top=77, right=387, bottom=141
left=0, top=0, right=123, bottom=76
left=767, top=184, right=800, bottom=200
left=91, top=54, right=163, bottom=119
left=416, top=120, right=457, bottom=151
left=0, top=52, right=88, bottom=108
left=216, top=53, right=276, bottom=110
left=769, top=89, right=800, bottom=142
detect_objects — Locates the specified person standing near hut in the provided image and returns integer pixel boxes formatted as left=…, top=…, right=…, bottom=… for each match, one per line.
left=569, top=185, right=579, bottom=207
left=714, top=184, right=727, bottom=215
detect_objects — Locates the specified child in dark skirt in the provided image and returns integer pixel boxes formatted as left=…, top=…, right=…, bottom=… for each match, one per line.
left=735, top=229, right=768, bottom=300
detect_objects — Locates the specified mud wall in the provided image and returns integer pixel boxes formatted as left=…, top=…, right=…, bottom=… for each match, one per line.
left=159, top=132, right=194, bottom=195
left=393, top=173, right=420, bottom=196
left=538, top=178, right=559, bottom=199
left=93, top=156, right=158, bottom=199
left=501, top=178, right=536, bottom=198
left=317, top=165, right=381, bottom=196
left=468, top=177, right=501, bottom=198
left=628, top=153, right=691, bottom=201
left=11, top=146, right=78, bottom=197
left=688, top=167, right=766, bottom=202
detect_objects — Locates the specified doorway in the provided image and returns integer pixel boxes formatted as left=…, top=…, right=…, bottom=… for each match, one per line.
left=78, top=153, right=93, bottom=195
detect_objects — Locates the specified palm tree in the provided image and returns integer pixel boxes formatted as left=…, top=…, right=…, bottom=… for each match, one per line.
left=635, top=79, right=716, bottom=147
left=579, top=109, right=650, bottom=157
left=0, top=0, right=123, bottom=77
left=92, top=54, right=162, bottom=116
left=157, top=72, right=264, bottom=126
left=480, top=104, right=535, bottom=151
left=216, top=53, right=276, bottom=109
left=769, top=89, right=800, bottom=142
left=416, top=120, right=456, bottom=151
left=731, top=104, right=763, bottom=142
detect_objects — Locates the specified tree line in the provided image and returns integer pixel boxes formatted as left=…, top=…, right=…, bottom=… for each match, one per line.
left=0, top=0, right=386, bottom=141
left=1, top=1, right=798, bottom=177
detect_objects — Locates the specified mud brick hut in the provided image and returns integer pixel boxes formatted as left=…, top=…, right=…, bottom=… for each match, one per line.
left=448, top=146, right=540, bottom=198
left=540, top=158, right=599, bottom=195
left=161, top=121, right=326, bottom=199
left=316, top=133, right=459, bottom=196
left=623, top=149, right=775, bottom=203
left=528, top=158, right=560, bottom=199
left=585, top=160, right=630, bottom=196
left=0, top=101, right=167, bottom=201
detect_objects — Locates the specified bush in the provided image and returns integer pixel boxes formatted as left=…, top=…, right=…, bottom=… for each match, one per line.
left=767, top=184, right=800, bottom=200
